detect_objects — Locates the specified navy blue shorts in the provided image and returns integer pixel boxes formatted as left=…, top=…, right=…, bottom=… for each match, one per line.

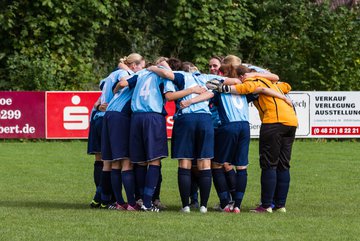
left=213, top=121, right=250, bottom=167
left=171, top=113, right=214, bottom=160
left=87, top=116, right=103, bottom=154
left=129, top=112, right=168, bottom=163
left=101, top=111, right=131, bottom=161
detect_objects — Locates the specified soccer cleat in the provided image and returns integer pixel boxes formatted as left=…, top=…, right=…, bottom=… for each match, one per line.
left=153, top=199, right=167, bottom=210
left=274, top=206, right=287, bottom=213
left=180, top=206, right=191, bottom=213
left=140, top=205, right=160, bottom=212
left=99, top=203, right=114, bottom=209
left=114, top=203, right=128, bottom=211
left=90, top=200, right=101, bottom=208
left=250, top=205, right=273, bottom=213
left=199, top=206, right=208, bottom=214
left=127, top=204, right=140, bottom=211
left=136, top=199, right=143, bottom=207
left=233, top=207, right=241, bottom=213
left=258, top=201, right=275, bottom=209
left=220, top=204, right=233, bottom=213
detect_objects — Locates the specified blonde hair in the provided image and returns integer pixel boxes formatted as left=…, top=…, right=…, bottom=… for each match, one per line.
left=223, top=55, right=242, bottom=66
left=155, top=56, right=169, bottom=65
left=119, top=53, right=144, bottom=66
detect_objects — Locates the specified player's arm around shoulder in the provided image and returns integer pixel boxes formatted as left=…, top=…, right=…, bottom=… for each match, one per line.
left=232, top=79, right=261, bottom=95
left=165, top=85, right=206, bottom=101
left=179, top=90, right=214, bottom=109
left=243, top=72, right=279, bottom=83
left=113, top=77, right=129, bottom=93
left=147, top=65, right=175, bottom=80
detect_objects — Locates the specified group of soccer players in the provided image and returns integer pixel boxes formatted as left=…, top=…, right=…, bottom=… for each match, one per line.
left=87, top=53, right=298, bottom=214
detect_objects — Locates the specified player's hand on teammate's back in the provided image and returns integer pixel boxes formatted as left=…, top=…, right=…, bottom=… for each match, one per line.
left=179, top=99, right=192, bottom=109
left=206, top=79, right=231, bottom=93
left=99, top=103, right=108, bottom=112
left=206, top=79, right=223, bottom=92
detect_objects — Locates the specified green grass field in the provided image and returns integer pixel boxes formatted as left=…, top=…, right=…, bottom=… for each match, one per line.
left=0, top=140, right=359, bottom=241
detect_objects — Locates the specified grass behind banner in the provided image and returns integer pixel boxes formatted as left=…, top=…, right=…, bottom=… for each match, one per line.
left=0, top=140, right=359, bottom=241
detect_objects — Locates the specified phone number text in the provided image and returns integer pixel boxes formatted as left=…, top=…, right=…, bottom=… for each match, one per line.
left=312, top=126, right=360, bottom=135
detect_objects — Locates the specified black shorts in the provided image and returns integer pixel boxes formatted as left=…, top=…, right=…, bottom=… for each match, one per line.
left=259, top=123, right=296, bottom=170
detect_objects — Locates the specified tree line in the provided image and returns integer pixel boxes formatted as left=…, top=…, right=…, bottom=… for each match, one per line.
left=0, top=0, right=359, bottom=91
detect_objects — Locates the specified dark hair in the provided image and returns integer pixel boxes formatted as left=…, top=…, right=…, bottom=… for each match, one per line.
left=219, top=64, right=251, bottom=78
left=210, top=55, right=224, bottom=63
left=235, top=65, right=252, bottom=76
left=145, top=62, right=153, bottom=68
left=167, top=58, right=182, bottom=71
left=181, top=61, right=195, bottom=72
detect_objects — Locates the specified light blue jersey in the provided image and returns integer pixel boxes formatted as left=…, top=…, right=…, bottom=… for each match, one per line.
left=128, top=69, right=168, bottom=115
left=106, top=70, right=134, bottom=113
left=94, top=69, right=127, bottom=119
left=243, top=64, right=270, bottom=73
left=165, top=71, right=225, bottom=115
left=213, top=92, right=249, bottom=124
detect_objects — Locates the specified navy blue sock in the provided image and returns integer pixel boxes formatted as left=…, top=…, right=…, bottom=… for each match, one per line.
left=225, top=169, right=236, bottom=201
left=190, top=169, right=199, bottom=203
left=274, top=169, right=290, bottom=207
left=133, top=164, right=140, bottom=200
left=261, top=169, right=277, bottom=208
left=111, top=169, right=125, bottom=205
left=178, top=167, right=191, bottom=208
left=143, top=165, right=160, bottom=208
left=234, top=169, right=247, bottom=208
left=134, top=165, right=147, bottom=201
left=93, top=186, right=102, bottom=202
left=198, top=169, right=212, bottom=208
left=93, top=161, right=103, bottom=187
left=122, top=170, right=136, bottom=206
left=153, top=169, right=162, bottom=201
left=100, top=170, right=112, bottom=204
left=212, top=168, right=229, bottom=209
left=190, top=183, right=199, bottom=204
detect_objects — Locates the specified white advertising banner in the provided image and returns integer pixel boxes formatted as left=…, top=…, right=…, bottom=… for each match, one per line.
left=249, top=91, right=360, bottom=138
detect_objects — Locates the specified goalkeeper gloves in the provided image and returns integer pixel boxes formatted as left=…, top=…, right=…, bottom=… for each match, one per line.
left=206, top=79, right=231, bottom=93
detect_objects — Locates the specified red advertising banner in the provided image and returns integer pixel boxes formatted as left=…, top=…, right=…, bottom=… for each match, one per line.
left=0, top=91, right=45, bottom=138
left=46, top=91, right=100, bottom=139
left=46, top=91, right=176, bottom=139
left=165, top=101, right=175, bottom=138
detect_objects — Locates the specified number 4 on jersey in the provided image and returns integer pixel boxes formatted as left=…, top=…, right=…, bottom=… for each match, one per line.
left=140, top=78, right=151, bottom=100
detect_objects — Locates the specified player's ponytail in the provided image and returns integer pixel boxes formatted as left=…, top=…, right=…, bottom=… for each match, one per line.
left=119, top=56, right=128, bottom=64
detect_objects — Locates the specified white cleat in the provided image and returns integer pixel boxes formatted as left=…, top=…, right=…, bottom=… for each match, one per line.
left=200, top=206, right=208, bottom=214
left=180, top=206, right=190, bottom=213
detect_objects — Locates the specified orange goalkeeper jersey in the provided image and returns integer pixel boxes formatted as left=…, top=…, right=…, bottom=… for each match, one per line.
left=234, top=77, right=298, bottom=127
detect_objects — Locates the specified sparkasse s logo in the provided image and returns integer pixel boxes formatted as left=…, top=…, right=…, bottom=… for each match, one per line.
left=46, top=91, right=100, bottom=139
left=63, top=95, right=89, bottom=130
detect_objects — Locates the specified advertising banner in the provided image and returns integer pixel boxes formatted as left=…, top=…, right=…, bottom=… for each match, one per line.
left=249, top=91, right=360, bottom=138
left=309, top=92, right=360, bottom=137
left=165, top=101, right=175, bottom=138
left=1, top=91, right=359, bottom=139
left=0, top=91, right=45, bottom=138
left=46, top=91, right=100, bottom=139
